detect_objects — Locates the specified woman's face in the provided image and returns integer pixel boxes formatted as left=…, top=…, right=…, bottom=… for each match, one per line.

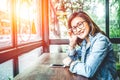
left=71, top=16, right=90, bottom=39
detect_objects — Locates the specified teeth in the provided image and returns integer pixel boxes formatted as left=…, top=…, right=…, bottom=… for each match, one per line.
left=81, top=30, right=84, bottom=33
left=76, top=29, right=84, bottom=35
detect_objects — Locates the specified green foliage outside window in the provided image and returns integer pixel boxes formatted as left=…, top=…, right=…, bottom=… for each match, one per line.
left=110, top=0, right=120, bottom=38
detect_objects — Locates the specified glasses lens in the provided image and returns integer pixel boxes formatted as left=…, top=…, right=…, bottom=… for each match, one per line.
left=71, top=21, right=85, bottom=34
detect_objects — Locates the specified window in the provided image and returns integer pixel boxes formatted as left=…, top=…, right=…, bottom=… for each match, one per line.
left=49, top=0, right=68, bottom=39
left=0, top=0, right=43, bottom=77
left=0, top=0, right=42, bottom=51
left=0, top=59, right=13, bottom=80
left=0, top=0, right=12, bottom=49
left=109, top=0, right=120, bottom=38
left=49, top=0, right=105, bottom=40
left=16, top=0, right=42, bottom=44
left=83, top=0, right=105, bottom=33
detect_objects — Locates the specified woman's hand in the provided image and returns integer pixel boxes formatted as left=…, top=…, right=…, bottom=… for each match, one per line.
left=69, top=35, right=77, bottom=48
left=68, top=29, right=78, bottom=50
left=62, top=57, right=72, bottom=66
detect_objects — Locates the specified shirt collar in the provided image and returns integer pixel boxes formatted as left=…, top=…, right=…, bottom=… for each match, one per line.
left=82, top=34, right=93, bottom=44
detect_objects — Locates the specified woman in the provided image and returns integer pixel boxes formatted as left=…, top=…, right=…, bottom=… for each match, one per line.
left=63, top=11, right=119, bottom=80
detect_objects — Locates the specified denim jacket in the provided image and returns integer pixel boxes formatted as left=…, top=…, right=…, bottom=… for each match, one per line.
left=67, top=33, right=118, bottom=80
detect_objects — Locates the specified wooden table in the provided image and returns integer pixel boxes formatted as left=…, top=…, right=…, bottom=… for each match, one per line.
left=14, top=53, right=88, bottom=80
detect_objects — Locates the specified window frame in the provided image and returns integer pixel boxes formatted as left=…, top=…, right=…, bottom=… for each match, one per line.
left=0, top=0, right=44, bottom=77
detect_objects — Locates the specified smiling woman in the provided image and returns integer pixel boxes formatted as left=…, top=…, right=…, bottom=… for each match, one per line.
left=63, top=11, right=119, bottom=80
left=71, top=20, right=86, bottom=34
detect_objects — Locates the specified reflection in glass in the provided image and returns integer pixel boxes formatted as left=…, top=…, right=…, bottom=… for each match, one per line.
left=0, top=0, right=12, bottom=49
left=16, top=0, right=41, bottom=44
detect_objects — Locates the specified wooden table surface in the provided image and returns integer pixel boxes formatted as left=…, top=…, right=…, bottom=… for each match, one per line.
left=14, top=53, right=88, bottom=80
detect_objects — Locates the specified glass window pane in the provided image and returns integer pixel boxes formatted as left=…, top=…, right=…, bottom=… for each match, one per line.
left=49, top=0, right=105, bottom=39
left=83, top=0, right=105, bottom=33
left=0, top=59, right=13, bottom=80
left=49, top=0, right=68, bottom=39
left=16, top=0, right=42, bottom=44
left=19, top=47, right=42, bottom=73
left=113, top=44, right=120, bottom=63
left=109, top=0, right=120, bottom=38
left=0, top=0, right=12, bottom=49
left=50, top=45, right=69, bottom=53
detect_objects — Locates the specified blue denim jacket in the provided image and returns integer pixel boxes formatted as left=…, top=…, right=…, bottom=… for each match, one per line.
left=67, top=33, right=118, bottom=80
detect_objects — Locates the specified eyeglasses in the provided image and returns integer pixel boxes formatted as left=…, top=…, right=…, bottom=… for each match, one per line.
left=71, top=21, right=86, bottom=34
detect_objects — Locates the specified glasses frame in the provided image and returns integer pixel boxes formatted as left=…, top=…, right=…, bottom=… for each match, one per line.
left=71, top=20, right=86, bottom=34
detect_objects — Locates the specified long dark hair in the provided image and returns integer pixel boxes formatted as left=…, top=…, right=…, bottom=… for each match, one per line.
left=68, top=11, right=106, bottom=45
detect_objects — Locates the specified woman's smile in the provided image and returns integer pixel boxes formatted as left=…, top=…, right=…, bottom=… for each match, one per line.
left=71, top=17, right=90, bottom=39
